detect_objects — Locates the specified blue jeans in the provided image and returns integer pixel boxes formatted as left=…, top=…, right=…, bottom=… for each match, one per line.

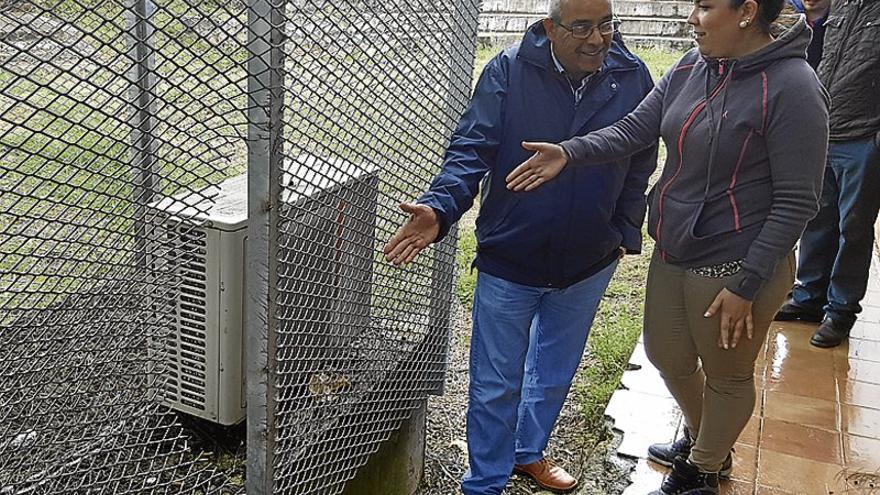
left=792, top=137, right=880, bottom=327
left=461, top=261, right=617, bottom=495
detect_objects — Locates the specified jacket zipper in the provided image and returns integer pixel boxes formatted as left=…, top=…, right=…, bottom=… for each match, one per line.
left=655, top=65, right=733, bottom=261
left=551, top=67, right=635, bottom=285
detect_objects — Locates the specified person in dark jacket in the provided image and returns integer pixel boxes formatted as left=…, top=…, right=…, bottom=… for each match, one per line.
left=505, top=1, right=829, bottom=492
left=382, top=0, right=657, bottom=492
left=788, top=0, right=830, bottom=68
left=774, top=0, right=880, bottom=348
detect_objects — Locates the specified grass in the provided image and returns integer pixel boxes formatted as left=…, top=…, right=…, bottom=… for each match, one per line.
left=576, top=232, right=652, bottom=432
left=454, top=44, right=685, bottom=442
left=635, top=46, right=687, bottom=82
left=472, top=43, right=684, bottom=84
left=456, top=223, right=478, bottom=309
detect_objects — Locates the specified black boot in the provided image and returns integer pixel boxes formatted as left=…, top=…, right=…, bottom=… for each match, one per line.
left=647, top=428, right=732, bottom=479
left=649, top=456, right=720, bottom=495
left=773, top=300, right=824, bottom=323
left=810, top=317, right=852, bottom=348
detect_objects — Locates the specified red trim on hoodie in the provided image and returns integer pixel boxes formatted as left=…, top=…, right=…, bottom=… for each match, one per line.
left=761, top=71, right=768, bottom=132
left=728, top=129, right=754, bottom=232
left=656, top=70, right=733, bottom=260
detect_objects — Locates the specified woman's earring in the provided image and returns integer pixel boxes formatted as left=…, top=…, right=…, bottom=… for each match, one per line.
left=739, top=18, right=750, bottom=28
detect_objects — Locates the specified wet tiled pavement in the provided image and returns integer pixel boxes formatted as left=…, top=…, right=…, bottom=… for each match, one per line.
left=609, top=253, right=880, bottom=495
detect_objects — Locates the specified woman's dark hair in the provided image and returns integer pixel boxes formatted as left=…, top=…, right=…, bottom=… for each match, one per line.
left=730, top=0, right=785, bottom=33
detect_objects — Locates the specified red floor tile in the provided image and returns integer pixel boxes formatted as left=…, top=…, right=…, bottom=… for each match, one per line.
left=760, top=418, right=843, bottom=465
left=763, top=390, right=838, bottom=431
left=757, top=449, right=846, bottom=494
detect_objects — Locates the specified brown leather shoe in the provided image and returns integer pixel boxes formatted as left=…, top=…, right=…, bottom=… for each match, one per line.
left=513, top=458, right=578, bottom=493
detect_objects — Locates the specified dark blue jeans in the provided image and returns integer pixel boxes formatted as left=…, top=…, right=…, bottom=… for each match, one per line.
left=792, top=137, right=880, bottom=327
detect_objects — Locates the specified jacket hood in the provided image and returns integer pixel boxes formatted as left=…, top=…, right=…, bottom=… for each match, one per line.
left=706, top=16, right=811, bottom=77
left=517, top=20, right=642, bottom=74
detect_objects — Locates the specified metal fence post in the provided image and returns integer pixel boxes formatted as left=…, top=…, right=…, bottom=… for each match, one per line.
left=125, top=0, right=158, bottom=268
left=246, top=0, right=286, bottom=493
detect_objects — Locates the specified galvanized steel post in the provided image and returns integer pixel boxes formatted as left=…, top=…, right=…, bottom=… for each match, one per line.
left=246, top=0, right=286, bottom=492
left=125, top=0, right=158, bottom=269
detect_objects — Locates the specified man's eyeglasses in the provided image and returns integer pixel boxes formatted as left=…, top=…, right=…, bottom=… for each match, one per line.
left=555, top=19, right=621, bottom=39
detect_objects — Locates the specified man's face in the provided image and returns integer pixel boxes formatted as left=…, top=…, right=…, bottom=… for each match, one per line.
left=802, top=0, right=831, bottom=16
left=544, top=0, right=614, bottom=79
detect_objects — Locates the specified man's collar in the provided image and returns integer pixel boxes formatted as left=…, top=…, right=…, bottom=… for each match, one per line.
left=550, top=43, right=566, bottom=74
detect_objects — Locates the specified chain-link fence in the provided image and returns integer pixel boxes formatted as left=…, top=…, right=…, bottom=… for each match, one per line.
left=1, top=0, right=478, bottom=492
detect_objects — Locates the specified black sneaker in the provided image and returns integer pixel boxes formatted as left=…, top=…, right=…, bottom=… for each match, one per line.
left=647, top=430, right=733, bottom=479
left=648, top=456, right=719, bottom=495
left=773, top=301, right=823, bottom=323
left=647, top=427, right=693, bottom=468
left=810, top=317, right=852, bottom=348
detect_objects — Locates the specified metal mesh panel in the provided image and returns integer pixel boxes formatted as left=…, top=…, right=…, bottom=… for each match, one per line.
left=256, top=0, right=481, bottom=493
left=0, top=0, right=247, bottom=491
left=2, top=0, right=479, bottom=491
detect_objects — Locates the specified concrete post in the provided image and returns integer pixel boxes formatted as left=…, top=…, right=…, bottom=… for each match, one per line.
left=341, top=402, right=428, bottom=495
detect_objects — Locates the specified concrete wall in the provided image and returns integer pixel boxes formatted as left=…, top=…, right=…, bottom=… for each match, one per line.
left=479, top=0, right=694, bottom=49
left=342, top=402, right=427, bottom=495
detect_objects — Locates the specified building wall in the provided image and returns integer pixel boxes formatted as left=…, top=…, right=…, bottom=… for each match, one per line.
left=479, top=0, right=694, bottom=49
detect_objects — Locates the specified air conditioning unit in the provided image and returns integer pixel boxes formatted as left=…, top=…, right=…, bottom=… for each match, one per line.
left=149, top=154, right=379, bottom=424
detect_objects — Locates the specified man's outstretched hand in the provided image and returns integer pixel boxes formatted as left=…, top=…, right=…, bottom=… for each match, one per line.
left=383, top=203, right=440, bottom=265
left=505, top=141, right=569, bottom=192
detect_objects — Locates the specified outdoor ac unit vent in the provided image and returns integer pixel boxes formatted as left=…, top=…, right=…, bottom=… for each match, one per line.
left=165, top=225, right=210, bottom=413
left=150, top=154, right=379, bottom=425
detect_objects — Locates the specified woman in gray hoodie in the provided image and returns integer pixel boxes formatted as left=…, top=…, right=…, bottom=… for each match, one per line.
left=505, top=0, right=829, bottom=493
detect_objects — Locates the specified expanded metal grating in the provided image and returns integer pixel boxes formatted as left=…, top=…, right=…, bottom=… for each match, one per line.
left=253, top=0, right=481, bottom=493
left=1, top=0, right=249, bottom=491
left=1, top=0, right=480, bottom=492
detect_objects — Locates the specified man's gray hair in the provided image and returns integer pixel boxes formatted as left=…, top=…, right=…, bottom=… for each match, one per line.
left=547, top=0, right=563, bottom=22
left=547, top=0, right=614, bottom=22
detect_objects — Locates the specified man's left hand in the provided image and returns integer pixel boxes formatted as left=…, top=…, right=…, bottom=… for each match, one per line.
left=704, top=288, right=754, bottom=350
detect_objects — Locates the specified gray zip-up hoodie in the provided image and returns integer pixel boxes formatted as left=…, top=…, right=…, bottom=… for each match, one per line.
left=560, top=18, right=829, bottom=300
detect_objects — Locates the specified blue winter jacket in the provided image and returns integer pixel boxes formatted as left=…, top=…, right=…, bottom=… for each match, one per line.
left=418, top=22, right=657, bottom=288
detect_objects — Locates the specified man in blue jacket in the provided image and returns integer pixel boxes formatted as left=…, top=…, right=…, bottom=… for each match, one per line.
left=384, top=0, right=656, bottom=492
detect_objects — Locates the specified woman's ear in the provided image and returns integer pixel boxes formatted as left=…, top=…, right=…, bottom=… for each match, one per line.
left=740, top=0, right=761, bottom=23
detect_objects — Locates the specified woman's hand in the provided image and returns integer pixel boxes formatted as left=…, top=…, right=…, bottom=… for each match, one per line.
left=505, top=142, right=569, bottom=192
left=704, top=288, right=754, bottom=350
